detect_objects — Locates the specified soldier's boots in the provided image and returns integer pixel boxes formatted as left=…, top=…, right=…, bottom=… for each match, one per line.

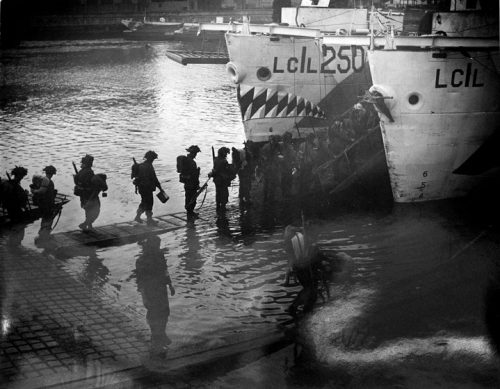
left=146, top=211, right=158, bottom=226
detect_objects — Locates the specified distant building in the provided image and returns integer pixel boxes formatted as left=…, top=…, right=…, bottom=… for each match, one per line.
left=11, top=0, right=276, bottom=15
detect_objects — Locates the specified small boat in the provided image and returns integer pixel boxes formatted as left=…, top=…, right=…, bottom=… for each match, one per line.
left=0, top=192, right=70, bottom=225
left=122, top=18, right=183, bottom=41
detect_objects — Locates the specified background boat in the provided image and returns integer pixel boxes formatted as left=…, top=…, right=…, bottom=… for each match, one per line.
left=122, top=18, right=183, bottom=41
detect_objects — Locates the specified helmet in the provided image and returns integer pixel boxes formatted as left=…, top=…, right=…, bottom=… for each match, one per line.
left=43, top=165, right=57, bottom=175
left=81, top=154, right=94, bottom=166
left=11, top=166, right=28, bottom=178
left=144, top=150, right=158, bottom=160
left=218, top=147, right=230, bottom=157
left=186, top=145, right=201, bottom=154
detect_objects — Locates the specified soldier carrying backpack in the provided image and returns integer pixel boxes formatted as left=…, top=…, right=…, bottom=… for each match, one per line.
left=132, top=150, right=164, bottom=226
left=177, top=145, right=201, bottom=219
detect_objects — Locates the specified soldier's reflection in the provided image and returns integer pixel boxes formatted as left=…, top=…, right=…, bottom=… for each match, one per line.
left=136, top=235, right=175, bottom=357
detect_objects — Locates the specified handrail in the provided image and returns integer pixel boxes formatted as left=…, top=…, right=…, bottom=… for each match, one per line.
left=199, top=22, right=498, bottom=49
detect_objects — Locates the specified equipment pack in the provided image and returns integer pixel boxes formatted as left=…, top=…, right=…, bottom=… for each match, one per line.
left=176, top=155, right=188, bottom=183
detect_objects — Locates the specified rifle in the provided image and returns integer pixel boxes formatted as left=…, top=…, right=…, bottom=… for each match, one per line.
left=6, top=172, right=12, bottom=181
left=186, top=177, right=211, bottom=209
left=72, top=162, right=79, bottom=175
left=132, top=157, right=139, bottom=194
left=132, top=157, right=138, bottom=178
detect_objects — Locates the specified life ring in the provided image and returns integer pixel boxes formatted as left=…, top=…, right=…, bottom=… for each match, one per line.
left=226, top=62, right=244, bottom=84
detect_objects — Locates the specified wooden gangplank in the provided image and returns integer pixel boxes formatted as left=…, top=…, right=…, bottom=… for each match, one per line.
left=1, top=193, right=70, bottom=225
left=165, top=50, right=228, bottom=65
left=49, top=212, right=188, bottom=251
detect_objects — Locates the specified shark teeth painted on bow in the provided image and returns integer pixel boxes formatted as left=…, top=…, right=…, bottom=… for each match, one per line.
left=237, top=85, right=326, bottom=121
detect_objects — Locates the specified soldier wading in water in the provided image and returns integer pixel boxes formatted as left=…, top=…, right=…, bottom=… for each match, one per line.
left=177, top=145, right=201, bottom=220
left=210, top=147, right=235, bottom=213
left=133, top=150, right=164, bottom=226
left=74, top=154, right=108, bottom=231
left=31, top=165, right=58, bottom=239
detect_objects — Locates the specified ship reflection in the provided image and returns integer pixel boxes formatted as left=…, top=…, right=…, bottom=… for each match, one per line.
left=136, top=235, right=175, bottom=359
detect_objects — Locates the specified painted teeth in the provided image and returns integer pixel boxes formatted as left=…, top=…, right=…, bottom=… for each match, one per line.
left=237, top=85, right=326, bottom=121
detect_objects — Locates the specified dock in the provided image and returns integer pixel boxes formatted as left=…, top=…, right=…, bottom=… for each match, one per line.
left=165, top=50, right=229, bottom=65
left=1, top=192, right=70, bottom=225
left=48, top=212, right=189, bottom=251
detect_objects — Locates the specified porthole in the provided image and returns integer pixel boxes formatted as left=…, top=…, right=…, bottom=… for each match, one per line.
left=256, top=67, right=271, bottom=81
left=406, top=91, right=423, bottom=110
left=408, top=94, right=419, bottom=105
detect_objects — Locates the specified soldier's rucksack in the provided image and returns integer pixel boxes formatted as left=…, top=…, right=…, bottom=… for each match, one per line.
left=176, top=155, right=188, bottom=183
left=30, top=175, right=44, bottom=206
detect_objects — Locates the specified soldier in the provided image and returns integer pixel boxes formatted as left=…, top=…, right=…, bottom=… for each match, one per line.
left=81, top=173, right=108, bottom=231
left=210, top=147, right=235, bottom=212
left=259, top=135, right=282, bottom=203
left=178, top=145, right=201, bottom=219
left=297, top=133, right=318, bottom=207
left=134, top=150, right=163, bottom=226
left=74, top=154, right=95, bottom=230
left=233, top=141, right=256, bottom=205
left=283, top=224, right=318, bottom=317
left=1, top=166, right=29, bottom=222
left=31, top=165, right=57, bottom=238
left=279, top=132, right=297, bottom=200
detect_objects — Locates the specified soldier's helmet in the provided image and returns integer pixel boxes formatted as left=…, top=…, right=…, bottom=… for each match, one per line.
left=144, top=150, right=158, bottom=161
left=218, top=147, right=230, bottom=157
left=11, top=166, right=28, bottom=179
left=186, top=145, right=201, bottom=154
left=283, top=131, right=293, bottom=142
left=43, top=165, right=57, bottom=175
left=81, top=154, right=94, bottom=166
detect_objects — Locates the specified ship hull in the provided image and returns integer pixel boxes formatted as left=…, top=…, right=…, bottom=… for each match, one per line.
left=369, top=49, right=500, bottom=202
left=225, top=33, right=371, bottom=142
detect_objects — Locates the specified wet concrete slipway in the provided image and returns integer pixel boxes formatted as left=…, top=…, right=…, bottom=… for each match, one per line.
left=1, top=40, right=500, bottom=388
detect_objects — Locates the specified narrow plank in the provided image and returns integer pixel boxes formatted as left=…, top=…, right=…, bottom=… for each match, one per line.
left=168, top=214, right=188, bottom=224
left=47, top=212, right=188, bottom=251
left=156, top=216, right=184, bottom=226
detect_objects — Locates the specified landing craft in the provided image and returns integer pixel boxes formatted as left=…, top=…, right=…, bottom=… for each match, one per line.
left=200, top=1, right=404, bottom=142
left=199, top=0, right=500, bottom=203
left=365, top=1, right=500, bottom=202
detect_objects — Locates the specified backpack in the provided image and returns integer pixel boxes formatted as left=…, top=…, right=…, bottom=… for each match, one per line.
left=30, top=175, right=44, bottom=206
left=176, top=155, right=188, bottom=173
left=176, top=155, right=188, bottom=183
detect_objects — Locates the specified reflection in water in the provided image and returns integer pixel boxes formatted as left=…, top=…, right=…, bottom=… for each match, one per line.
left=5, top=222, right=28, bottom=247
left=178, top=226, right=204, bottom=281
left=136, top=235, right=175, bottom=358
left=216, top=213, right=231, bottom=238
